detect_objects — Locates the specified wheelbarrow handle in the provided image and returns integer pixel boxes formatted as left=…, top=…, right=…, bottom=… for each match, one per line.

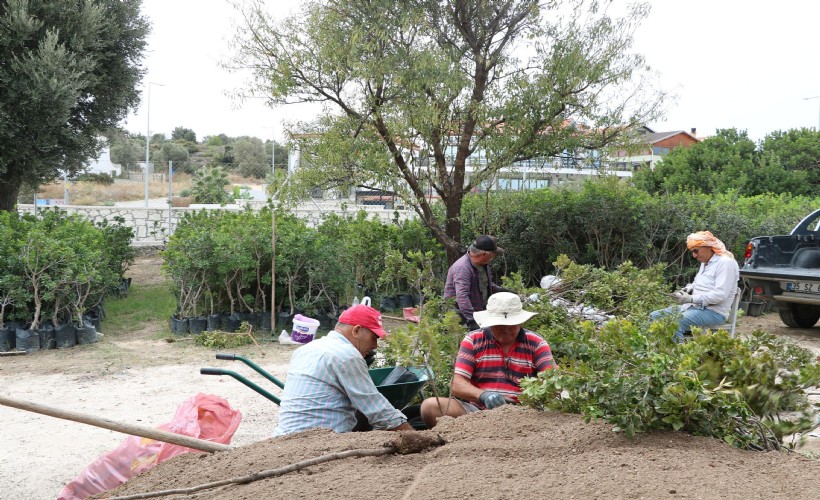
left=200, top=367, right=281, bottom=405
left=214, top=352, right=285, bottom=389
left=200, top=367, right=229, bottom=376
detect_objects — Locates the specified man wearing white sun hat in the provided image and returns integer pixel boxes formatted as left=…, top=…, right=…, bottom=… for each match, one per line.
left=419, top=292, right=556, bottom=429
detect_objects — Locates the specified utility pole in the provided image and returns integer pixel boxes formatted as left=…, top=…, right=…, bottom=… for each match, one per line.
left=144, top=82, right=165, bottom=207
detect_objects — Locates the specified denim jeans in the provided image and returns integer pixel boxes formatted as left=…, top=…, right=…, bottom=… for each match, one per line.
left=650, top=305, right=727, bottom=342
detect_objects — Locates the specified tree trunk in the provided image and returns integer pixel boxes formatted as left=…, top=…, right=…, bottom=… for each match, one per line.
left=444, top=196, right=463, bottom=265
left=0, top=181, right=21, bottom=212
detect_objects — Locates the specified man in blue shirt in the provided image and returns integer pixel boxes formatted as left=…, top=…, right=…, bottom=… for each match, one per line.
left=274, top=305, right=414, bottom=435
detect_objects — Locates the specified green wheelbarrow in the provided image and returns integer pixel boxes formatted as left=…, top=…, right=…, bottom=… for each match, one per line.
left=200, top=353, right=431, bottom=427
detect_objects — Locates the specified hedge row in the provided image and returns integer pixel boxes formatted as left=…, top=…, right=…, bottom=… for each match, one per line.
left=461, top=179, right=820, bottom=286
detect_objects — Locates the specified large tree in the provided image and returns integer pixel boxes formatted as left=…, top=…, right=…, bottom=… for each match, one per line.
left=230, top=0, right=664, bottom=262
left=760, top=127, right=820, bottom=187
left=632, top=128, right=812, bottom=196
left=0, top=0, right=149, bottom=211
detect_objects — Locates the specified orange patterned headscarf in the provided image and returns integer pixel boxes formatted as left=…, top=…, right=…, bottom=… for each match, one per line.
left=686, top=231, right=733, bottom=258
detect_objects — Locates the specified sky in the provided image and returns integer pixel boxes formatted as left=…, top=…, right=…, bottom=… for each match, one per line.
left=122, top=0, right=820, bottom=144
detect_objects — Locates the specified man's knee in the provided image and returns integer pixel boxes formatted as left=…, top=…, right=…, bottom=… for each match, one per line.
left=420, top=397, right=467, bottom=429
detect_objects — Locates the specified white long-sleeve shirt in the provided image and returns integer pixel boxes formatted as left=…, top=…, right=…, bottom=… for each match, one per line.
left=683, top=253, right=740, bottom=318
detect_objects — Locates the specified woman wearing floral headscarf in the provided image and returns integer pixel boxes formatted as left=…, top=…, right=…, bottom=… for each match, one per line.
left=650, top=231, right=740, bottom=342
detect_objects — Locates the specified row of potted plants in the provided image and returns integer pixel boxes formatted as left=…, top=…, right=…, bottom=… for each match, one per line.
left=0, top=210, right=134, bottom=351
left=162, top=208, right=446, bottom=328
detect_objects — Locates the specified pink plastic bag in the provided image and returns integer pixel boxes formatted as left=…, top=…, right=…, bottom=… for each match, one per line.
left=58, top=393, right=242, bottom=500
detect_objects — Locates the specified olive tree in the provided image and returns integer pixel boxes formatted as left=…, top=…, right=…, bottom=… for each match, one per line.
left=229, top=0, right=665, bottom=262
left=0, top=0, right=149, bottom=211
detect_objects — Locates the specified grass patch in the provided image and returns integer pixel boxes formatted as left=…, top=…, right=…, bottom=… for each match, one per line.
left=104, top=282, right=176, bottom=336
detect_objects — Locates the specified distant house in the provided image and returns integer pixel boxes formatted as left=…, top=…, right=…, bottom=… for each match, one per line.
left=85, top=146, right=122, bottom=176
left=613, top=126, right=700, bottom=170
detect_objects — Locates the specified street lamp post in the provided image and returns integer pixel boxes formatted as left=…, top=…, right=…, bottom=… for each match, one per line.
left=144, top=82, right=165, bottom=207
left=804, top=95, right=820, bottom=131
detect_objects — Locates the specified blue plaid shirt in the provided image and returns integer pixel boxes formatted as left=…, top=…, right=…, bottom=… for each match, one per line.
left=273, top=331, right=406, bottom=436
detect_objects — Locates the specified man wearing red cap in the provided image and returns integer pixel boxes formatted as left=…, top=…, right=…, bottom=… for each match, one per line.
left=274, top=304, right=414, bottom=435
left=650, top=231, right=740, bottom=342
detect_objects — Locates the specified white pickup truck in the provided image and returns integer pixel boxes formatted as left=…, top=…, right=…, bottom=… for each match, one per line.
left=739, top=209, right=820, bottom=328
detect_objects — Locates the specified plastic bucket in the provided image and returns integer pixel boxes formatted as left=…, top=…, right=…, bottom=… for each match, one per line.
left=291, top=314, right=320, bottom=344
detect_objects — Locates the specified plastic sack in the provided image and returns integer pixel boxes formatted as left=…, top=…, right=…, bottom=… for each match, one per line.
left=402, top=307, right=420, bottom=323
left=57, top=393, right=242, bottom=500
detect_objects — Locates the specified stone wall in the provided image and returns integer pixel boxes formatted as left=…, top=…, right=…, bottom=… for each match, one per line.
left=17, top=200, right=417, bottom=246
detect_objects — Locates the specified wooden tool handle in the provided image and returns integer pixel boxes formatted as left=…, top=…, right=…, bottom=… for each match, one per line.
left=0, top=394, right=233, bottom=453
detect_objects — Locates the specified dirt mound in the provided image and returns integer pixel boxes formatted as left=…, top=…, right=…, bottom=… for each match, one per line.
left=105, top=406, right=820, bottom=499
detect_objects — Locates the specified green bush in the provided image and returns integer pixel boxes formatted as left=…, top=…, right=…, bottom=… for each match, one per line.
left=0, top=209, right=131, bottom=328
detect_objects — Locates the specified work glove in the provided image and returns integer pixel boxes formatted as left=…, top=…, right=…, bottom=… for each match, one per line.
left=479, top=391, right=515, bottom=410
left=681, top=284, right=694, bottom=294
left=671, top=291, right=693, bottom=304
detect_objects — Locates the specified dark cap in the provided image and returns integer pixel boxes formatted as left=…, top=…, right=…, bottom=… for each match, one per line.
left=473, top=235, right=504, bottom=255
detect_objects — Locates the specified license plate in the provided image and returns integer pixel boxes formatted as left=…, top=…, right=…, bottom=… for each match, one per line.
left=786, top=281, right=820, bottom=295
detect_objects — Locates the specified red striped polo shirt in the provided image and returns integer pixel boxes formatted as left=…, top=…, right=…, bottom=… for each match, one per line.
left=454, top=327, right=556, bottom=406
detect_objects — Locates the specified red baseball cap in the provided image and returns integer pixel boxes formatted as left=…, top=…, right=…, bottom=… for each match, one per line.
left=339, top=305, right=388, bottom=338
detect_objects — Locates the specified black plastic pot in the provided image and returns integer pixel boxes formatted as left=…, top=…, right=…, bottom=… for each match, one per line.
left=75, top=322, right=98, bottom=345
left=259, top=312, right=272, bottom=332
left=276, top=312, right=294, bottom=332
left=223, top=314, right=241, bottom=333
left=398, top=294, right=414, bottom=308
left=16, top=327, right=40, bottom=352
left=84, top=314, right=102, bottom=334
left=0, top=326, right=11, bottom=352
left=317, top=313, right=337, bottom=331
left=55, top=322, right=77, bottom=349
left=3, top=321, right=20, bottom=351
left=38, top=324, right=56, bottom=350
left=379, top=296, right=398, bottom=312
left=188, top=316, right=207, bottom=335
left=237, top=312, right=259, bottom=329
left=207, top=314, right=222, bottom=331
left=170, top=316, right=189, bottom=335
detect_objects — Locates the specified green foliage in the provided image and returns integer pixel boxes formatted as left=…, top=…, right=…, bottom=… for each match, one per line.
left=194, top=329, right=255, bottom=349
left=230, top=0, right=664, bottom=256
left=378, top=293, right=465, bottom=397
left=0, top=209, right=128, bottom=328
left=0, top=0, right=149, bottom=210
left=518, top=309, right=820, bottom=449
left=171, top=127, right=197, bottom=143
left=157, top=142, right=191, bottom=170
left=189, top=166, right=231, bottom=204
left=460, top=178, right=820, bottom=286
left=548, top=255, right=670, bottom=318
left=632, top=128, right=814, bottom=196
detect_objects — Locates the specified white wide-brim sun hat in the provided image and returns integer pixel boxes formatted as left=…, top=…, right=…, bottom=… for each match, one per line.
left=473, top=292, right=537, bottom=328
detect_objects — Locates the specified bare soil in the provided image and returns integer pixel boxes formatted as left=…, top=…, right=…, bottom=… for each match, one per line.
left=2, top=256, right=820, bottom=499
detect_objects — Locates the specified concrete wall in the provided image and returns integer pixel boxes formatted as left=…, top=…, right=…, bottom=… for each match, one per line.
left=17, top=200, right=417, bottom=246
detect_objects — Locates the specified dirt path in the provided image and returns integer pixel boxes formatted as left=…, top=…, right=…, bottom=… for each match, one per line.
left=1, top=256, right=819, bottom=499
